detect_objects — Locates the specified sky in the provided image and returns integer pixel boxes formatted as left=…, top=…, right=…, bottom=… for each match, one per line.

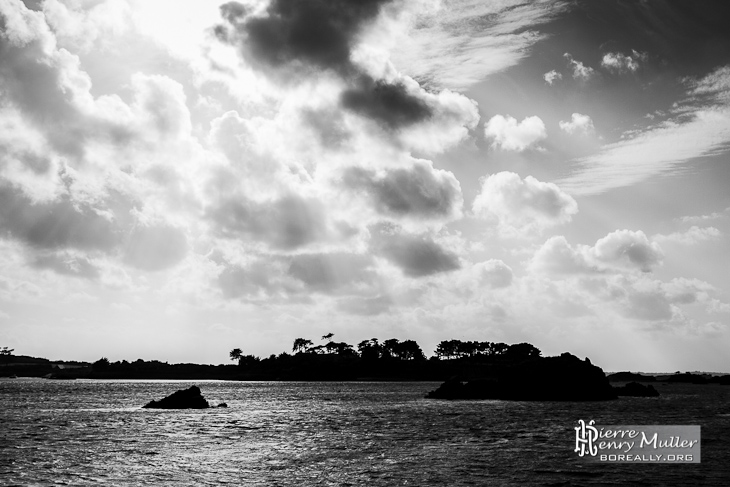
left=1, top=0, right=729, bottom=372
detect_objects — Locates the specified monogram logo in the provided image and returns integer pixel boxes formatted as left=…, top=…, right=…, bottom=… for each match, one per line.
left=575, top=419, right=598, bottom=457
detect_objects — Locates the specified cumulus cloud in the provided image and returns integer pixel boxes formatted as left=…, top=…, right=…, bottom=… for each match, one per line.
left=530, top=229, right=663, bottom=275
left=563, top=52, right=595, bottom=81
left=372, top=226, right=460, bottom=277
left=288, top=252, right=376, bottom=294
left=342, top=160, right=463, bottom=222
left=215, top=0, right=479, bottom=141
left=476, top=259, right=513, bottom=289
left=601, top=50, right=646, bottom=73
left=654, top=226, right=721, bottom=245
left=484, top=115, right=546, bottom=151
left=0, top=184, right=122, bottom=252
left=472, top=172, right=577, bottom=235
left=559, top=113, right=594, bottom=135
left=543, top=69, right=562, bottom=85
left=207, top=194, right=344, bottom=251
left=592, top=230, right=663, bottom=272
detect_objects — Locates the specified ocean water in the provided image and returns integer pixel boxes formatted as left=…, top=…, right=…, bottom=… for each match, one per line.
left=1, top=379, right=728, bottom=486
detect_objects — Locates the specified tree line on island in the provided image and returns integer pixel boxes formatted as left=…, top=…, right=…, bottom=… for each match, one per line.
left=2, top=339, right=728, bottom=389
left=228, top=334, right=541, bottom=365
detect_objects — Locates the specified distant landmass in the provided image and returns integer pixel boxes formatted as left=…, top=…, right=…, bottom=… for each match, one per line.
left=1, top=339, right=728, bottom=388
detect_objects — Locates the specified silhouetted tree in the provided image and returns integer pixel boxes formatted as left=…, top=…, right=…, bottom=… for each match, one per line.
left=358, top=338, right=381, bottom=360
left=239, top=355, right=260, bottom=367
left=229, top=348, right=243, bottom=363
left=491, top=342, right=509, bottom=355
left=504, top=342, right=541, bottom=360
left=0, top=346, right=13, bottom=364
left=292, top=338, right=313, bottom=353
left=381, top=338, right=401, bottom=359
left=93, top=357, right=110, bottom=369
left=435, top=340, right=459, bottom=359
left=396, top=340, right=426, bottom=360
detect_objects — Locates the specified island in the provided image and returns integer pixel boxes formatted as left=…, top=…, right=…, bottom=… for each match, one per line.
left=425, top=352, right=617, bottom=401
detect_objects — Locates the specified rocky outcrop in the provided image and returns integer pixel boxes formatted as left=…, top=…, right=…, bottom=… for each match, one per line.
left=426, top=353, right=617, bottom=401
left=613, top=382, right=660, bottom=397
left=142, top=385, right=211, bottom=409
left=607, top=371, right=656, bottom=382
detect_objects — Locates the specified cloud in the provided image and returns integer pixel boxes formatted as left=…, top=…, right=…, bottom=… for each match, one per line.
left=592, top=230, right=664, bottom=272
left=601, top=50, right=646, bottom=74
left=472, top=172, right=577, bottom=235
left=373, top=227, right=460, bottom=277
left=530, top=229, right=663, bottom=275
left=31, top=252, right=100, bottom=279
left=340, top=75, right=433, bottom=129
left=679, top=208, right=730, bottom=224
left=288, top=252, right=376, bottom=294
left=543, top=69, right=562, bottom=85
left=654, top=226, right=721, bottom=245
left=559, top=113, right=594, bottom=135
left=484, top=115, right=546, bottom=151
left=0, top=184, right=122, bottom=252
left=563, top=52, right=595, bottom=81
left=390, top=0, right=569, bottom=91
left=476, top=259, right=513, bottom=289
left=216, top=0, right=444, bottom=132
left=557, top=109, right=730, bottom=195
left=217, top=0, right=389, bottom=74
left=342, top=160, right=463, bottom=222
left=123, top=223, right=188, bottom=271
left=557, top=65, right=730, bottom=195
left=336, top=294, right=392, bottom=316
left=207, top=193, right=343, bottom=251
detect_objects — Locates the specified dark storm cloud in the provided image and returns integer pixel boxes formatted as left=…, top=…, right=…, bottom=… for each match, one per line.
left=208, top=194, right=330, bottom=250
left=372, top=227, right=460, bottom=277
left=31, top=252, right=100, bottom=279
left=288, top=252, right=375, bottom=293
left=219, top=0, right=390, bottom=72
left=343, top=161, right=461, bottom=219
left=217, top=0, right=434, bottom=128
left=340, top=76, right=432, bottom=129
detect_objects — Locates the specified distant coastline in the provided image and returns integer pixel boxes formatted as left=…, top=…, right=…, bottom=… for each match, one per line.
left=2, top=338, right=729, bottom=384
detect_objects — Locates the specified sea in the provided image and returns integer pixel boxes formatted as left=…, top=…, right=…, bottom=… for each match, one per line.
left=1, top=379, right=728, bottom=486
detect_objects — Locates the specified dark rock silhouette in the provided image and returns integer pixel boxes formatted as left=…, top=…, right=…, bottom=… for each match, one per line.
left=607, top=371, right=656, bottom=382
left=142, top=385, right=211, bottom=409
left=666, top=372, right=708, bottom=384
left=426, top=353, right=617, bottom=401
left=217, top=402, right=228, bottom=408
left=709, top=375, right=730, bottom=385
left=613, top=382, right=660, bottom=397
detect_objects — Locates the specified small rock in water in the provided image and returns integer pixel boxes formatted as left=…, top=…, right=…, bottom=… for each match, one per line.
left=217, top=402, right=228, bottom=408
left=142, top=385, right=211, bottom=409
